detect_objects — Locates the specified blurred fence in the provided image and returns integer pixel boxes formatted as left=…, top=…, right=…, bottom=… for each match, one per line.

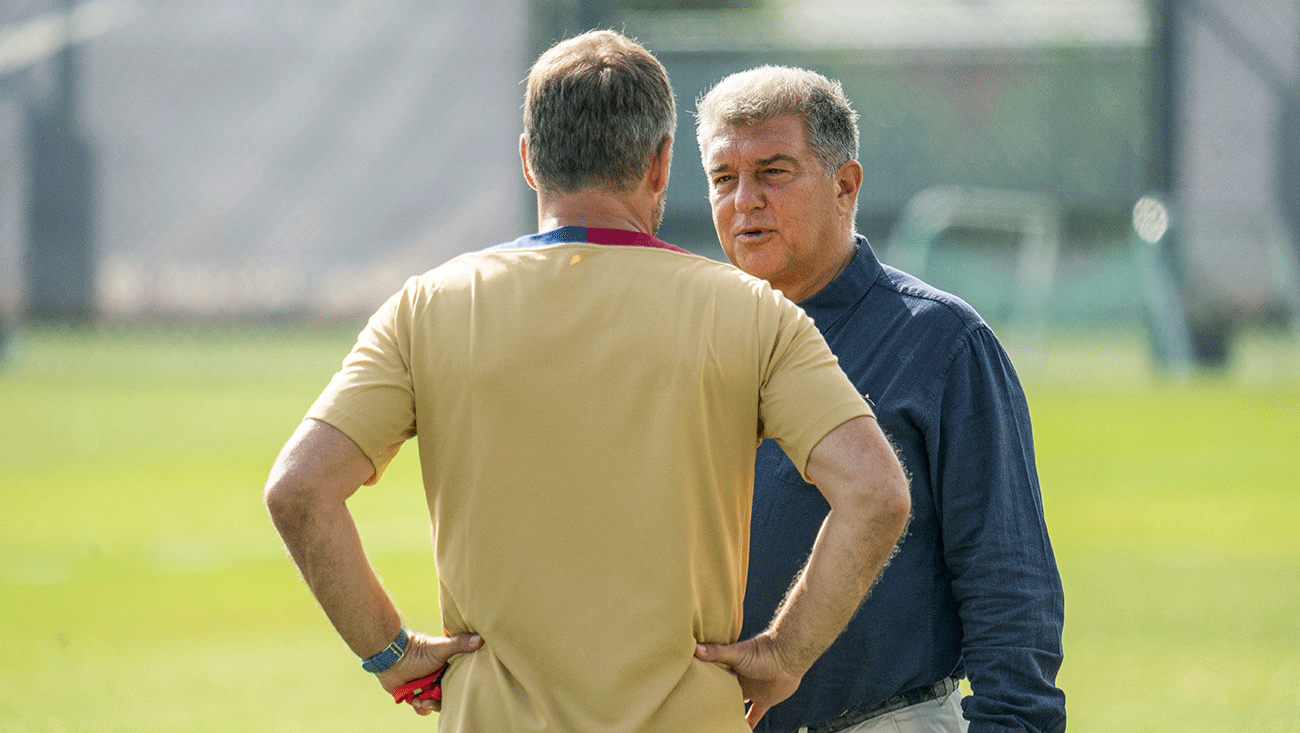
left=1, top=0, right=1298, bottom=369
left=3, top=0, right=530, bottom=322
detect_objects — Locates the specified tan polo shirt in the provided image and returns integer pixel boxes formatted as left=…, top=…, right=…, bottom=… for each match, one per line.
left=307, top=226, right=873, bottom=732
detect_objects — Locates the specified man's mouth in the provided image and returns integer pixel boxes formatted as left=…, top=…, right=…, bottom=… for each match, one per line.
left=735, top=227, right=771, bottom=243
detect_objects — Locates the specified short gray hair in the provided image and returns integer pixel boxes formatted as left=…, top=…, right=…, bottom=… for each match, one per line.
left=695, top=65, right=859, bottom=176
left=524, top=30, right=677, bottom=193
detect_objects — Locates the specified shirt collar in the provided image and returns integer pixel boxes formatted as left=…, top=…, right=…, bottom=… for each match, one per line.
left=798, top=234, right=882, bottom=320
left=520, top=225, right=689, bottom=253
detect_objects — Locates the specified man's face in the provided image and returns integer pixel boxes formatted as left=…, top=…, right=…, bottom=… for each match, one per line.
left=702, top=115, right=848, bottom=300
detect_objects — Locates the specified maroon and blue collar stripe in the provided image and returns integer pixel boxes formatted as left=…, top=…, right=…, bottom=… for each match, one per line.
left=506, top=225, right=689, bottom=253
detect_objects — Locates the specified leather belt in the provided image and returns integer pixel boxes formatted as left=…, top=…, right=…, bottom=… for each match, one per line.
left=799, top=677, right=960, bottom=733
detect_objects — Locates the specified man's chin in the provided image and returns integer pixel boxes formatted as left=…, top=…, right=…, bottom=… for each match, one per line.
left=729, top=249, right=784, bottom=282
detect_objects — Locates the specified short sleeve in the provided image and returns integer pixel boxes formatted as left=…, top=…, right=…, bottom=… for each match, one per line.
left=758, top=294, right=874, bottom=482
left=305, top=283, right=418, bottom=484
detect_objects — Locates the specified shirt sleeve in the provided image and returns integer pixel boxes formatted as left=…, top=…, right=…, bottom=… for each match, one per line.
left=758, top=293, right=874, bottom=482
left=305, top=283, right=418, bottom=485
left=933, top=325, right=1067, bottom=733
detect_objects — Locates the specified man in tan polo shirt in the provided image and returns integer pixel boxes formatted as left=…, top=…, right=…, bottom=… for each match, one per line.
left=264, top=30, right=910, bottom=732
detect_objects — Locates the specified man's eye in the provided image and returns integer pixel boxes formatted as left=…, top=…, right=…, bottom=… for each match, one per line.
left=712, top=175, right=734, bottom=186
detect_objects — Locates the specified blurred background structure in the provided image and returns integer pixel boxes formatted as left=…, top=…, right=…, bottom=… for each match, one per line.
left=2, top=0, right=1298, bottom=370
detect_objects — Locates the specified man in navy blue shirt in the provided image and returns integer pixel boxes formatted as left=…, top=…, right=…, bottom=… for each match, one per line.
left=692, top=66, right=1066, bottom=733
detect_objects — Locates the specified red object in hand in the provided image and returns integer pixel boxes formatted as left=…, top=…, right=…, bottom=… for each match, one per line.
left=392, top=664, right=449, bottom=705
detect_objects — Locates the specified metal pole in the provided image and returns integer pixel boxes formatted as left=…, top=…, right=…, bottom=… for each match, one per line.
left=24, top=0, right=98, bottom=323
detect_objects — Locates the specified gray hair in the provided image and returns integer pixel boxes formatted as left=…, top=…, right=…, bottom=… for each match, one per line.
left=695, top=65, right=859, bottom=176
left=523, top=30, right=677, bottom=193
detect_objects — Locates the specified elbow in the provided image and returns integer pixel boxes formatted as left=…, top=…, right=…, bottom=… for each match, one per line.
left=263, top=479, right=287, bottom=520
left=868, top=434, right=911, bottom=540
left=264, top=473, right=311, bottom=537
left=833, top=460, right=911, bottom=542
left=880, top=467, right=911, bottom=539
left=856, top=452, right=911, bottom=542
left=263, top=472, right=292, bottom=517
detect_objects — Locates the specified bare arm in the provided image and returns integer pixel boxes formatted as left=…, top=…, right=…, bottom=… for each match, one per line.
left=696, top=415, right=911, bottom=727
left=264, top=418, right=481, bottom=714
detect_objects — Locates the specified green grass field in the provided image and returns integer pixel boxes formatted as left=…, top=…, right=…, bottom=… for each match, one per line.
left=1, top=325, right=1297, bottom=732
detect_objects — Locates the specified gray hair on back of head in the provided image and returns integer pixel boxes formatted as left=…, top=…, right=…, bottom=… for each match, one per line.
left=524, top=30, right=677, bottom=193
left=694, top=65, right=859, bottom=176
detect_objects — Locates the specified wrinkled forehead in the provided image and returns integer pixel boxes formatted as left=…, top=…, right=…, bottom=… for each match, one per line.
left=701, top=117, right=814, bottom=170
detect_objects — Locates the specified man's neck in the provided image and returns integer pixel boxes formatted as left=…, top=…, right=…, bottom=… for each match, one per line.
left=536, top=188, right=654, bottom=234
left=780, top=236, right=858, bottom=304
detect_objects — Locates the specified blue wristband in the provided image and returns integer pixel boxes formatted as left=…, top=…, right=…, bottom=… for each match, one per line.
left=361, top=627, right=409, bottom=674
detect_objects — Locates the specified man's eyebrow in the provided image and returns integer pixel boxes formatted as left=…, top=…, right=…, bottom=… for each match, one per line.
left=708, top=153, right=802, bottom=176
left=754, top=154, right=801, bottom=168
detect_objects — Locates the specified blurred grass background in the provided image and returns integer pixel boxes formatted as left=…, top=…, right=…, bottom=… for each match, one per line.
left=1, top=325, right=1297, bottom=732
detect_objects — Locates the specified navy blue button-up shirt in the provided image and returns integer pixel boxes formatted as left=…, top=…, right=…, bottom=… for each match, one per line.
left=743, top=237, right=1066, bottom=733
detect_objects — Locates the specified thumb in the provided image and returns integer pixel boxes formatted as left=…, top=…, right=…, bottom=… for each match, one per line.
left=438, top=632, right=484, bottom=659
left=695, top=640, right=743, bottom=667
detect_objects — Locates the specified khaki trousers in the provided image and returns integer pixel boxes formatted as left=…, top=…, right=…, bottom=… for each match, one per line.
left=798, top=690, right=969, bottom=733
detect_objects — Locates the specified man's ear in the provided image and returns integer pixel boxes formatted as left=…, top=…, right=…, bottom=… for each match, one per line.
left=646, top=136, right=673, bottom=195
left=520, top=134, right=538, bottom=191
left=835, top=159, right=863, bottom=216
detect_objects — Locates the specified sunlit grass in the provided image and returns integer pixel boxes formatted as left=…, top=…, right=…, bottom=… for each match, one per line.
left=1025, top=335, right=1300, bottom=732
left=1, top=325, right=1297, bottom=732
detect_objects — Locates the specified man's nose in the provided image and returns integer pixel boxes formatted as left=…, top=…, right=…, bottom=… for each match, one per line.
left=734, top=173, right=764, bottom=212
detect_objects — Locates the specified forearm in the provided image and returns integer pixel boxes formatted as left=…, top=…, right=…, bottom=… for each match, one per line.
left=764, top=416, right=910, bottom=672
left=693, top=417, right=908, bottom=726
left=264, top=420, right=480, bottom=716
left=765, top=494, right=906, bottom=673
left=264, top=418, right=402, bottom=661
left=951, top=527, right=1065, bottom=731
left=962, top=641, right=1066, bottom=733
left=269, top=492, right=403, bottom=659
